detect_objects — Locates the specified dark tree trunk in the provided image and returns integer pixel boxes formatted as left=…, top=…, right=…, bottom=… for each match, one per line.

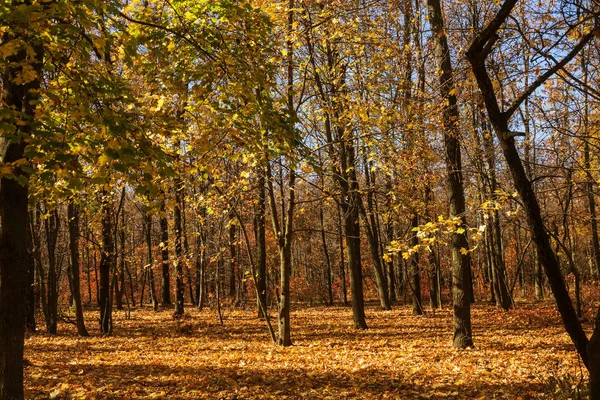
left=361, top=159, right=391, bottom=310
left=481, top=119, right=512, bottom=310
left=195, top=198, right=208, bottom=311
left=343, top=190, right=367, bottom=329
left=43, top=208, right=59, bottom=335
left=173, top=181, right=185, bottom=316
left=145, top=211, right=158, bottom=311
left=337, top=207, right=348, bottom=305
left=385, top=220, right=396, bottom=303
left=85, top=216, right=92, bottom=305
left=319, top=206, right=334, bottom=306
left=427, top=0, right=473, bottom=348
left=0, top=154, right=30, bottom=398
left=0, top=17, right=41, bottom=395
left=467, top=0, right=591, bottom=366
left=303, top=11, right=360, bottom=316
left=181, top=196, right=195, bottom=305
left=159, top=199, right=171, bottom=305
left=228, top=213, right=237, bottom=300
left=115, top=212, right=125, bottom=311
left=581, top=50, right=600, bottom=278
left=67, top=202, right=89, bottom=336
left=425, top=186, right=439, bottom=309
left=266, top=159, right=295, bottom=347
left=410, top=215, right=423, bottom=315
left=256, top=169, right=267, bottom=317
left=25, top=220, right=36, bottom=333
left=99, top=191, right=114, bottom=334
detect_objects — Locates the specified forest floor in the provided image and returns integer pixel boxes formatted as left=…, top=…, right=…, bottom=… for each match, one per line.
left=24, top=301, right=591, bottom=399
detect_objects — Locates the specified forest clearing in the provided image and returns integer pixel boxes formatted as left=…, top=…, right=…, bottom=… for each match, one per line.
left=3, top=0, right=600, bottom=399
left=23, top=302, right=592, bottom=399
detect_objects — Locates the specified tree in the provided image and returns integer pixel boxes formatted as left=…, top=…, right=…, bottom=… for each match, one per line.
left=426, top=0, right=473, bottom=348
left=0, top=1, right=43, bottom=396
left=67, top=201, right=89, bottom=336
left=466, top=0, right=599, bottom=393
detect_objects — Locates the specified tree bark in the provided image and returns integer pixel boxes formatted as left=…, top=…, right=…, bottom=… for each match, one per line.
left=173, top=180, right=185, bottom=316
left=99, top=190, right=114, bottom=334
left=410, top=215, right=423, bottom=315
left=159, top=199, right=171, bottom=305
left=0, top=9, right=42, bottom=394
left=319, top=205, right=334, bottom=305
left=427, top=0, right=473, bottom=348
left=256, top=168, right=268, bottom=317
left=43, top=208, right=59, bottom=334
left=228, top=212, right=237, bottom=300
left=145, top=211, right=158, bottom=311
left=360, top=158, right=391, bottom=310
left=466, top=0, right=591, bottom=365
left=115, top=211, right=125, bottom=311
left=67, top=202, right=89, bottom=336
left=25, top=219, right=36, bottom=332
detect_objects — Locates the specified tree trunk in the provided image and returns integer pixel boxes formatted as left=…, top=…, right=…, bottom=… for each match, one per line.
left=173, top=181, right=185, bottom=316
left=229, top=212, right=237, bottom=300
left=0, top=16, right=42, bottom=395
left=337, top=206, right=348, bottom=305
left=67, top=202, right=89, bottom=336
left=361, top=158, right=391, bottom=310
left=581, top=49, right=600, bottom=278
left=256, top=169, right=268, bottom=317
left=99, top=191, right=114, bottom=334
left=319, top=206, right=334, bottom=305
left=467, top=0, right=590, bottom=365
left=427, top=0, right=473, bottom=348
left=25, top=219, right=36, bottom=333
left=410, top=214, right=423, bottom=315
left=115, top=212, right=125, bottom=311
left=385, top=220, right=396, bottom=303
left=159, top=199, right=171, bottom=305
left=588, top=309, right=600, bottom=399
left=43, top=208, right=59, bottom=334
left=481, top=119, right=512, bottom=310
left=145, top=211, right=158, bottom=311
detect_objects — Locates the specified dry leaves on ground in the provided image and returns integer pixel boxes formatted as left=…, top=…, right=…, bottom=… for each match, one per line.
left=24, top=302, right=589, bottom=399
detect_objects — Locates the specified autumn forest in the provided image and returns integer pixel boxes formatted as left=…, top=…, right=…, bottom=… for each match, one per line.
left=1, top=0, right=600, bottom=398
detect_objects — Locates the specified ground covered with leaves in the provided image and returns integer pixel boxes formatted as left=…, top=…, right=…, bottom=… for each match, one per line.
left=24, top=302, right=590, bottom=399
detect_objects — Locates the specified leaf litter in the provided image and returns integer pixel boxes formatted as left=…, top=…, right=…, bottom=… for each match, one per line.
left=24, top=302, right=589, bottom=399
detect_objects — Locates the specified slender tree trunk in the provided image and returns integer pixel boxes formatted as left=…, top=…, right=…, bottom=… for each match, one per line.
left=256, top=168, right=268, bottom=317
left=410, top=214, right=423, bottom=315
left=427, top=0, right=473, bottom=348
left=482, top=119, right=511, bottom=310
left=182, top=196, right=195, bottom=305
left=266, top=159, right=295, bottom=346
left=467, top=1, right=590, bottom=365
left=99, top=190, right=114, bottom=334
left=173, top=181, right=185, bottom=316
left=25, top=218, right=36, bottom=332
left=67, top=202, right=89, bottom=336
left=85, top=216, right=92, bottom=305
left=195, top=228, right=206, bottom=310
left=160, top=199, right=171, bottom=305
left=145, top=211, right=158, bottom=311
left=581, top=49, right=600, bottom=278
left=43, top=208, right=59, bottom=335
left=229, top=212, right=237, bottom=301
left=361, top=158, right=391, bottom=310
left=385, top=219, right=396, bottom=303
left=319, top=205, right=334, bottom=305
left=337, top=207, right=348, bottom=305
left=115, top=212, right=125, bottom=311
